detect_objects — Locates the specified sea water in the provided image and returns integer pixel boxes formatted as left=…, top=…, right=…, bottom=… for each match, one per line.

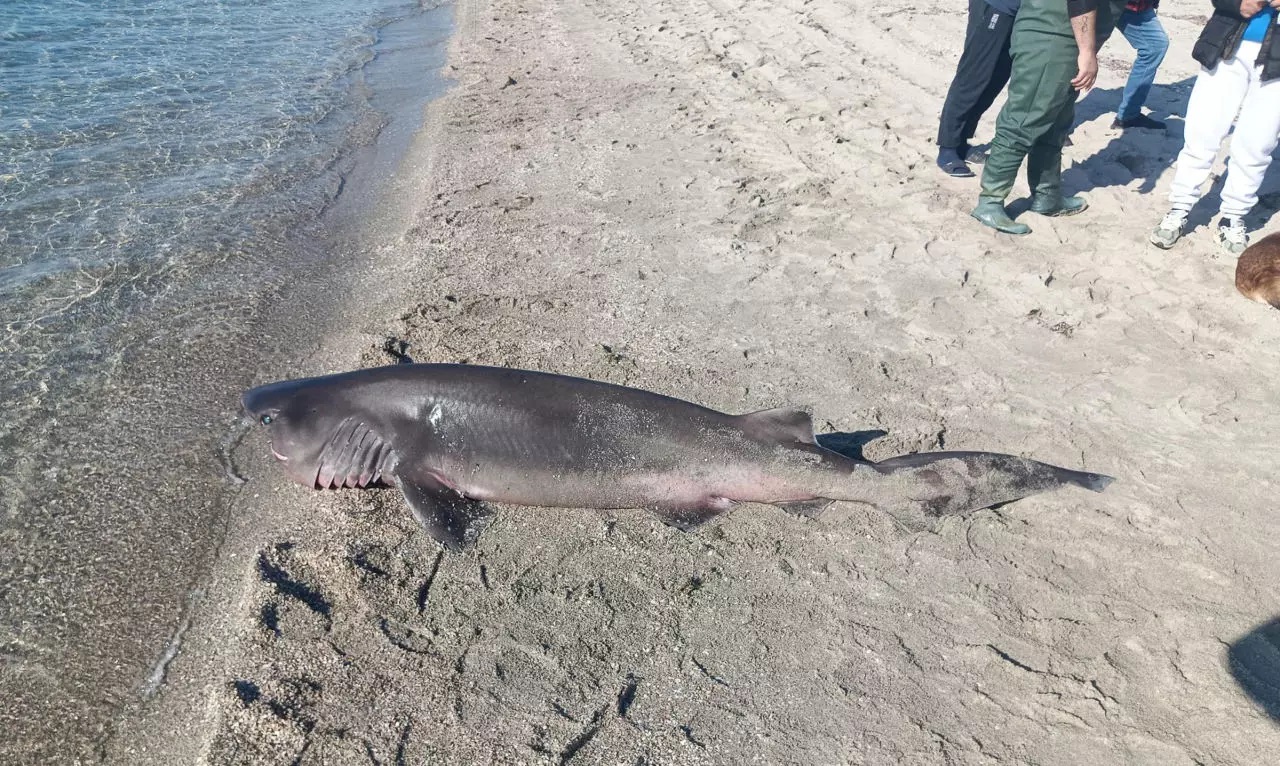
left=2, top=0, right=446, bottom=360
left=0, top=0, right=452, bottom=758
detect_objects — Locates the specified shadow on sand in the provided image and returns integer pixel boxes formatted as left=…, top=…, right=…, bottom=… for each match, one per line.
left=1069, top=75, right=1280, bottom=236
left=985, top=77, right=1193, bottom=221
left=1227, top=617, right=1280, bottom=723
left=1067, top=77, right=1193, bottom=196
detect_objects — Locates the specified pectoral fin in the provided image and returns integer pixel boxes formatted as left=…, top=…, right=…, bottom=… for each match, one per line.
left=394, top=469, right=495, bottom=551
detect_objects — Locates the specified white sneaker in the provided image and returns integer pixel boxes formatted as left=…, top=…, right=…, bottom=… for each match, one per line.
left=1149, top=210, right=1187, bottom=249
left=1216, top=215, right=1249, bottom=255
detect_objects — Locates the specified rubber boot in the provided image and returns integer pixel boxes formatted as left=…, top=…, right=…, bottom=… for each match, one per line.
left=972, top=197, right=1031, bottom=235
left=1026, top=143, right=1087, bottom=217
left=1031, top=193, right=1087, bottom=216
left=975, top=136, right=1031, bottom=234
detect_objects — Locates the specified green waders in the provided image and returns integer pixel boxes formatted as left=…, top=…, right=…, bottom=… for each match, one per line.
left=973, top=0, right=1091, bottom=234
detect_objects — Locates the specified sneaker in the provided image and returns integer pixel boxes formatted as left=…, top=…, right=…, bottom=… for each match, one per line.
left=1217, top=215, right=1249, bottom=255
left=1149, top=210, right=1187, bottom=249
left=1111, top=113, right=1167, bottom=131
left=960, top=142, right=988, bottom=165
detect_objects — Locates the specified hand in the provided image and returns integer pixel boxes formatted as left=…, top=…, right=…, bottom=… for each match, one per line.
left=1270, top=0, right=1280, bottom=10
left=1072, top=52, right=1098, bottom=91
left=1241, top=0, right=1265, bottom=17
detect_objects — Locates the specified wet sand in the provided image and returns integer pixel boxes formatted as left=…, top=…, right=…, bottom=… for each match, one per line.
left=99, top=0, right=1280, bottom=762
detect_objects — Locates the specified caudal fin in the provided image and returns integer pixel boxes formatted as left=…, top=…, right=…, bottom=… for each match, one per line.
left=870, top=450, right=1113, bottom=518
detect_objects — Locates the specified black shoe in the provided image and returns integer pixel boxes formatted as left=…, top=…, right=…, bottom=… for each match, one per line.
left=961, top=143, right=988, bottom=165
left=937, top=148, right=974, bottom=178
left=1111, top=113, right=1166, bottom=131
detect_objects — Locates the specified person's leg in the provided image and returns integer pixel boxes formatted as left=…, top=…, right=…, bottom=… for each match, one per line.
left=1215, top=60, right=1280, bottom=252
left=974, top=33, right=1074, bottom=233
left=1169, top=51, right=1252, bottom=211
left=1115, top=9, right=1169, bottom=125
left=1027, top=84, right=1087, bottom=215
left=939, top=0, right=1016, bottom=174
left=959, top=10, right=1016, bottom=149
left=938, top=0, right=995, bottom=149
left=1149, top=45, right=1253, bottom=248
left=1218, top=69, right=1280, bottom=218
left=975, top=104, right=1033, bottom=233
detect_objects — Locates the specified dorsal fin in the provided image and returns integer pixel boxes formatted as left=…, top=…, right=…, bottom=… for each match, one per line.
left=737, top=407, right=816, bottom=444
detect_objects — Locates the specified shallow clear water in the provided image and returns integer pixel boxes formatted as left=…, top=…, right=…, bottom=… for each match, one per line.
left=0, top=0, right=452, bottom=757
left=3, top=0, right=400, bottom=288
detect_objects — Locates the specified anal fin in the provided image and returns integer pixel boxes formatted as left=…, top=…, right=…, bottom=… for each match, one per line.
left=394, top=469, right=495, bottom=552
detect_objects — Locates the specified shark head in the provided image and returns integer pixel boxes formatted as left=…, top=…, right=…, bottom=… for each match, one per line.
left=241, top=376, right=395, bottom=489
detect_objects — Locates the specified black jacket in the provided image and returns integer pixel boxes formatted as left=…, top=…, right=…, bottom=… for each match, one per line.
left=1193, top=0, right=1280, bottom=80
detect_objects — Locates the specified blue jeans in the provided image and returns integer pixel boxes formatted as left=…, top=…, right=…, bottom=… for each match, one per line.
left=1115, top=8, right=1169, bottom=120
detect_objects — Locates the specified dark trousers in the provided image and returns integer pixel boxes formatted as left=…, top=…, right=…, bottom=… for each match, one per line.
left=937, top=0, right=1015, bottom=149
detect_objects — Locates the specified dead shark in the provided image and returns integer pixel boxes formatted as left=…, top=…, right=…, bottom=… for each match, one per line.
left=241, top=364, right=1112, bottom=550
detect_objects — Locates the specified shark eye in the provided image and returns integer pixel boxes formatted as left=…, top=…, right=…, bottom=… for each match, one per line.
left=260, top=414, right=273, bottom=425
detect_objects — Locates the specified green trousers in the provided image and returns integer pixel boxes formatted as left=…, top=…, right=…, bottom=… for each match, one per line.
left=979, top=30, right=1079, bottom=203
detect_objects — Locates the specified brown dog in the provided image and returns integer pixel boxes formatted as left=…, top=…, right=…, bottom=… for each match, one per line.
left=1236, top=231, right=1280, bottom=309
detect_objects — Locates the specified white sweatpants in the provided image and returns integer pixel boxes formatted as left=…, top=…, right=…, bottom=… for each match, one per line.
left=1169, top=40, right=1280, bottom=218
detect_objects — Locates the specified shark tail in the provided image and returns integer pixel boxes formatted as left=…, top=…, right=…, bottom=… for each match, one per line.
left=867, top=450, right=1113, bottom=519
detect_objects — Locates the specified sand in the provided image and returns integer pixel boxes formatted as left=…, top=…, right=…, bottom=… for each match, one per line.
left=106, top=0, right=1280, bottom=762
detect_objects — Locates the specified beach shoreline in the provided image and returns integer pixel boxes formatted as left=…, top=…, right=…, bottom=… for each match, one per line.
left=93, top=5, right=468, bottom=763
left=0, top=3, right=457, bottom=763
left=93, top=0, right=1280, bottom=761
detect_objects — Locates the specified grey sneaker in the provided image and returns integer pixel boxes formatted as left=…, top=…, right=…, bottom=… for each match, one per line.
left=1149, top=210, right=1187, bottom=249
left=1216, top=215, right=1249, bottom=255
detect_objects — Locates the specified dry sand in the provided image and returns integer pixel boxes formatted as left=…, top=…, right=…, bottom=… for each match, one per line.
left=111, top=0, right=1280, bottom=762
